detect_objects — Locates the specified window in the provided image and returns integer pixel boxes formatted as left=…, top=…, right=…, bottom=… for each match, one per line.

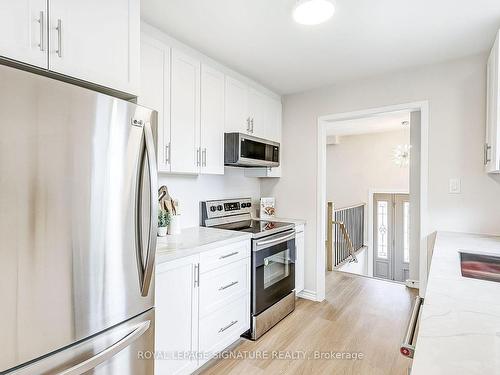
left=403, top=202, right=410, bottom=263
left=377, top=201, right=388, bottom=259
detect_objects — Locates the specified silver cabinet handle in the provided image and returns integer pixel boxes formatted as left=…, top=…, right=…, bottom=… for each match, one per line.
left=400, top=296, right=423, bottom=358
left=218, top=320, right=238, bottom=333
left=194, top=263, right=200, bottom=287
left=202, top=148, right=207, bottom=167
left=219, top=251, right=238, bottom=259
left=55, top=19, right=62, bottom=57
left=165, top=142, right=171, bottom=164
left=218, top=281, right=238, bottom=291
left=196, top=147, right=201, bottom=166
left=246, top=117, right=251, bottom=132
left=250, top=118, right=254, bottom=133
left=58, top=320, right=150, bottom=375
left=485, top=143, right=492, bottom=165
left=37, top=11, right=45, bottom=51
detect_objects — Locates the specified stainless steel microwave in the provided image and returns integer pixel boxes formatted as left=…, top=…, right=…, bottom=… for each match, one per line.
left=224, top=133, right=280, bottom=167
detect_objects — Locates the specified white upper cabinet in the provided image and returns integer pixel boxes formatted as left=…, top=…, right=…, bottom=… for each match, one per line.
left=247, top=88, right=267, bottom=139
left=486, top=30, right=500, bottom=173
left=139, top=27, right=282, bottom=177
left=170, top=49, right=201, bottom=174
left=0, top=0, right=48, bottom=68
left=139, top=38, right=171, bottom=173
left=48, top=0, right=139, bottom=95
left=225, top=76, right=250, bottom=134
left=201, top=64, right=225, bottom=175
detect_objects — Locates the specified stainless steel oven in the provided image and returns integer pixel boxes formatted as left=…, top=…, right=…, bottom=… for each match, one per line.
left=201, top=197, right=296, bottom=341
left=224, top=133, right=280, bottom=167
left=252, top=229, right=296, bottom=315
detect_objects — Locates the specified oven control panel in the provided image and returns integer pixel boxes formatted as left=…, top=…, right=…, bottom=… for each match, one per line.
left=201, top=198, right=252, bottom=221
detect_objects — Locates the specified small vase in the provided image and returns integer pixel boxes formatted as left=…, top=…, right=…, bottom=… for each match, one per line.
left=168, top=215, right=181, bottom=235
left=157, top=226, right=168, bottom=237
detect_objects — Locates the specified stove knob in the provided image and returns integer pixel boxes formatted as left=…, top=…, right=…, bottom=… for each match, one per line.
left=240, top=203, right=246, bottom=208
left=217, top=205, right=223, bottom=211
left=210, top=206, right=216, bottom=212
left=246, top=202, right=252, bottom=208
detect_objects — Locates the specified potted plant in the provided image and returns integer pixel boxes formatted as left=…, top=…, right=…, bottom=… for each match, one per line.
left=158, top=209, right=170, bottom=237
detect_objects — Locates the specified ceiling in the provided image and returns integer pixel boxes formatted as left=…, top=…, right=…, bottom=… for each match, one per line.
left=326, top=111, right=409, bottom=136
left=142, top=0, right=500, bottom=95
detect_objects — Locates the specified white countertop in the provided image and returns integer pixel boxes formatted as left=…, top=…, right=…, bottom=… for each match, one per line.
left=412, top=231, right=500, bottom=375
left=155, top=226, right=251, bottom=264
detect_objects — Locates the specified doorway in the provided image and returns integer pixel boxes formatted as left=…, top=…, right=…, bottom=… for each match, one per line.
left=316, top=101, right=429, bottom=302
left=373, top=193, right=410, bottom=282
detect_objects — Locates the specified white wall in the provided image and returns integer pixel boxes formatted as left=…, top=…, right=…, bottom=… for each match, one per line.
left=158, top=167, right=261, bottom=228
left=261, top=53, right=500, bottom=299
left=338, top=247, right=368, bottom=276
left=326, top=129, right=410, bottom=209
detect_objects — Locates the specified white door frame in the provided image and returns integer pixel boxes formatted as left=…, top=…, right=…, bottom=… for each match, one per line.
left=368, top=189, right=409, bottom=278
left=316, top=101, right=429, bottom=301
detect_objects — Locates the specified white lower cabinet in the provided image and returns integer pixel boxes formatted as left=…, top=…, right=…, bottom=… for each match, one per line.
left=295, top=225, right=305, bottom=294
left=155, top=255, right=199, bottom=375
left=155, top=240, right=251, bottom=375
left=198, top=295, right=249, bottom=367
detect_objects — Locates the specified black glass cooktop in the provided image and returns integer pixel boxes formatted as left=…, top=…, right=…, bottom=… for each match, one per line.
left=214, top=219, right=293, bottom=235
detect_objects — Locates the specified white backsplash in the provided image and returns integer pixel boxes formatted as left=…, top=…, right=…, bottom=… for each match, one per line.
left=158, top=167, right=261, bottom=228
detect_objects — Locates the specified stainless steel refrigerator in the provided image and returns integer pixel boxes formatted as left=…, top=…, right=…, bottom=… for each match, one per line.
left=0, top=65, right=158, bottom=374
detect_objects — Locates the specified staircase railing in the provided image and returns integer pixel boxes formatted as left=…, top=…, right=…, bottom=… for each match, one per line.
left=326, top=202, right=365, bottom=270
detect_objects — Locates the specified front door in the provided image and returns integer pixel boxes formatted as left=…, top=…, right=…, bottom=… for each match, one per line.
left=373, top=193, right=410, bottom=282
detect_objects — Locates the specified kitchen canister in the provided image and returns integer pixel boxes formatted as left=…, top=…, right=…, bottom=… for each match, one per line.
left=168, top=214, right=181, bottom=235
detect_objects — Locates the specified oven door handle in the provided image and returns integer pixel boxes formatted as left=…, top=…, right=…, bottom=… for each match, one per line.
left=255, top=231, right=295, bottom=250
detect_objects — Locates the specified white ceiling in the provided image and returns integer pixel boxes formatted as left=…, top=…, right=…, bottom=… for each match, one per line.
left=326, top=111, right=409, bottom=136
left=141, top=0, right=500, bottom=95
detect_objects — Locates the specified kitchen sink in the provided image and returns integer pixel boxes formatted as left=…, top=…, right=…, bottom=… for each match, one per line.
left=459, top=251, right=500, bottom=283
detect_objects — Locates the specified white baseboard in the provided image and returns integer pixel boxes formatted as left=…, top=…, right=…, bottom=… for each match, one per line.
left=297, top=289, right=318, bottom=301
left=405, top=279, right=420, bottom=289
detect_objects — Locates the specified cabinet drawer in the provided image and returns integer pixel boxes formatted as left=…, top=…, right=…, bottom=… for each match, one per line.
left=200, top=241, right=250, bottom=273
left=199, top=295, right=249, bottom=357
left=199, top=258, right=250, bottom=317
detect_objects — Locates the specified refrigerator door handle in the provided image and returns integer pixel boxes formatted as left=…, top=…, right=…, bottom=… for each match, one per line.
left=140, top=121, right=158, bottom=297
left=57, top=320, right=151, bottom=375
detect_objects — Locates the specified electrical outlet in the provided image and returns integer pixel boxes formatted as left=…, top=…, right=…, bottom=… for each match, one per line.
left=449, top=178, right=461, bottom=194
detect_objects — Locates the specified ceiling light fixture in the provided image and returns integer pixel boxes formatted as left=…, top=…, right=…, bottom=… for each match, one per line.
left=293, top=0, right=335, bottom=26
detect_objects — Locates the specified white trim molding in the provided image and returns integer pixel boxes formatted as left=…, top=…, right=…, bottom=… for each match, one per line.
left=297, top=289, right=318, bottom=301
left=317, top=101, right=430, bottom=301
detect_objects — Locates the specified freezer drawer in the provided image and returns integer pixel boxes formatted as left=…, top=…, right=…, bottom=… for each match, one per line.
left=8, top=309, right=155, bottom=375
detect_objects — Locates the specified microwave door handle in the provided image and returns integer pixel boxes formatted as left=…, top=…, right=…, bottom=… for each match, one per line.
left=141, top=121, right=158, bottom=297
left=57, top=321, right=151, bottom=375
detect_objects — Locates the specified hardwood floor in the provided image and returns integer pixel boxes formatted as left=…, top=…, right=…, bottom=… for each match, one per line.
left=200, top=271, right=417, bottom=375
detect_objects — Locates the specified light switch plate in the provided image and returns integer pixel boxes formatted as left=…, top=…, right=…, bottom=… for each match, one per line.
left=449, top=178, right=461, bottom=194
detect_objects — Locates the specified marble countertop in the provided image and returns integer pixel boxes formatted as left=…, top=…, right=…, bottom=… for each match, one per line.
left=155, top=226, right=251, bottom=264
left=412, top=231, right=500, bottom=375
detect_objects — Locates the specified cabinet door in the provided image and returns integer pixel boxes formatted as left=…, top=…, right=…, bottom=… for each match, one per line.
left=48, top=0, right=139, bottom=95
left=225, top=76, right=249, bottom=134
left=155, top=255, right=199, bottom=375
left=295, top=231, right=305, bottom=293
left=139, top=39, right=171, bottom=173
left=201, top=64, right=225, bottom=175
left=170, top=49, right=201, bottom=174
left=0, top=0, right=48, bottom=68
left=266, top=97, right=282, bottom=142
left=247, top=88, right=267, bottom=138
left=486, top=32, right=500, bottom=173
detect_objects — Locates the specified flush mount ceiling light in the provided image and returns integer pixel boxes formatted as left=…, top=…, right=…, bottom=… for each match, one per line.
left=293, top=0, right=335, bottom=26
